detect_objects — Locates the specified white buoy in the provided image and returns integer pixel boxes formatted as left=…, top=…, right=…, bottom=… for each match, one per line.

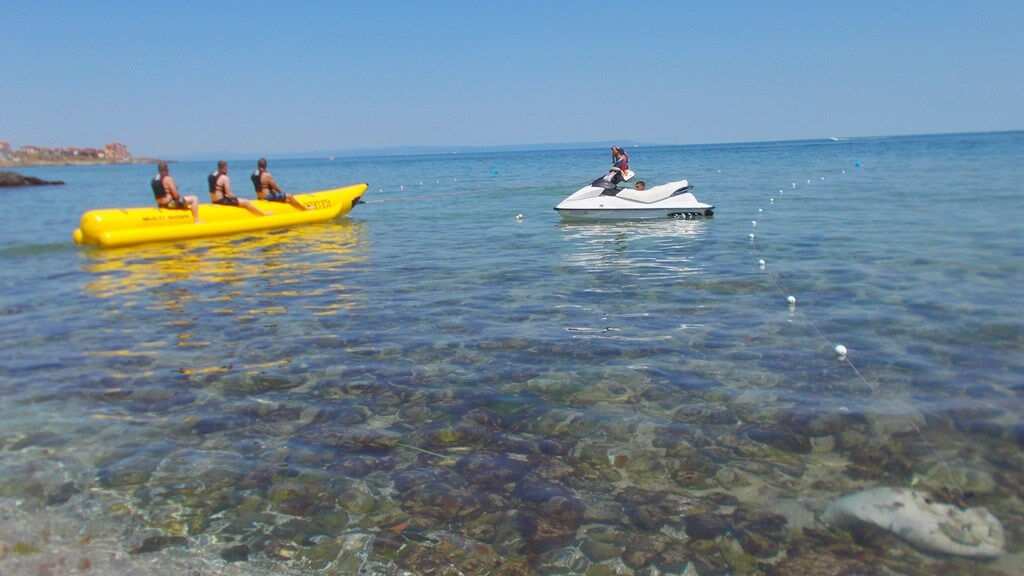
left=770, top=198, right=774, bottom=203
left=842, top=170, right=846, bottom=174
left=749, top=233, right=755, bottom=241
left=834, top=344, right=848, bottom=357
left=821, top=176, right=825, bottom=181
left=787, top=295, right=796, bottom=306
left=515, top=213, right=523, bottom=221
left=400, top=185, right=404, bottom=189
left=758, top=208, right=763, bottom=213
left=792, top=182, right=796, bottom=188
left=758, top=259, right=766, bottom=268
left=751, top=220, right=757, bottom=226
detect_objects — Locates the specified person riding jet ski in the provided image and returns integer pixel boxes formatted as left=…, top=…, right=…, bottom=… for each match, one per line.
left=603, top=146, right=633, bottom=185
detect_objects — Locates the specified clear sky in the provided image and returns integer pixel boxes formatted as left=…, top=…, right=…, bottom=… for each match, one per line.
left=3, top=1, right=1022, bottom=158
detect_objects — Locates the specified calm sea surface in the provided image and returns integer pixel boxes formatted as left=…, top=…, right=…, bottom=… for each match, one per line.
left=1, top=132, right=1022, bottom=574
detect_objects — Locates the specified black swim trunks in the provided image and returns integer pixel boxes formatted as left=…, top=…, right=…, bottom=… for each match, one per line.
left=265, top=190, right=288, bottom=202
left=214, top=196, right=240, bottom=207
left=159, top=197, right=187, bottom=209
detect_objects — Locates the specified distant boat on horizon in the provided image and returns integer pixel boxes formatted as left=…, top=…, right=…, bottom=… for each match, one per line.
left=829, top=137, right=848, bottom=141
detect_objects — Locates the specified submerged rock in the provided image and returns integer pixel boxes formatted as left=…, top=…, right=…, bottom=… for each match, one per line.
left=685, top=513, right=730, bottom=540
left=821, top=486, right=1005, bottom=558
left=220, top=543, right=250, bottom=562
left=127, top=534, right=188, bottom=554
left=743, top=425, right=811, bottom=454
left=913, top=463, right=997, bottom=497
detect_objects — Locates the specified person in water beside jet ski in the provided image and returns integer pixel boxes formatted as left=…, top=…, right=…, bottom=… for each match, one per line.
left=608, top=146, right=630, bottom=183
left=152, top=161, right=201, bottom=223
left=251, top=158, right=308, bottom=211
left=208, top=160, right=269, bottom=216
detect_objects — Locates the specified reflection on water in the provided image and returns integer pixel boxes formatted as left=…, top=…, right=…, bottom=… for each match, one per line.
left=81, top=220, right=368, bottom=307
left=71, top=220, right=371, bottom=375
left=559, top=219, right=709, bottom=279
left=559, top=218, right=709, bottom=243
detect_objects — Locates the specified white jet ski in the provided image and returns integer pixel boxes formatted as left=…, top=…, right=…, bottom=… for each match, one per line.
left=554, top=173, right=714, bottom=220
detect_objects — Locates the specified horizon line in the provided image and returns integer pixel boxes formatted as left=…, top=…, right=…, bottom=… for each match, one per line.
left=163, top=128, right=1022, bottom=162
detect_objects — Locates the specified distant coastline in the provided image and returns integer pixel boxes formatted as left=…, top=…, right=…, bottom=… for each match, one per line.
left=0, top=157, right=160, bottom=168
left=0, top=140, right=160, bottom=168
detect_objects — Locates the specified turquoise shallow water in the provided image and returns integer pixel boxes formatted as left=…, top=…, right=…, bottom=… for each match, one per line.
left=1, top=132, right=1023, bottom=574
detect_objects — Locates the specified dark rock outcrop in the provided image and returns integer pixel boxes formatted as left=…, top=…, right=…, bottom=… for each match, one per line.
left=0, top=171, right=65, bottom=187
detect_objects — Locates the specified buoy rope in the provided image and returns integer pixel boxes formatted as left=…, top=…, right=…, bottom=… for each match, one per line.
left=750, top=175, right=964, bottom=499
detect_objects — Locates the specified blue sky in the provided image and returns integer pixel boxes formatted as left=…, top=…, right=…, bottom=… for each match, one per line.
left=3, top=1, right=1022, bottom=158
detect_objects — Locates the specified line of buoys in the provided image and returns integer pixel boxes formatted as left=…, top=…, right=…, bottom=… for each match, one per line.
left=746, top=161, right=965, bottom=498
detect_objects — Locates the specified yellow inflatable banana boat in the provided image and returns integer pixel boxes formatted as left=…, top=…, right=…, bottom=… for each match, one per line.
left=73, top=183, right=367, bottom=248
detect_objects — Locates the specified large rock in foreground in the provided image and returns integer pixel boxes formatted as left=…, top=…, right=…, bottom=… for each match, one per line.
left=0, top=171, right=65, bottom=187
left=822, top=486, right=1005, bottom=558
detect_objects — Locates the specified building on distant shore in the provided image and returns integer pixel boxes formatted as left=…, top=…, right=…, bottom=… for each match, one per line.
left=105, top=142, right=131, bottom=161
left=18, top=145, right=42, bottom=159
left=0, top=140, right=132, bottom=164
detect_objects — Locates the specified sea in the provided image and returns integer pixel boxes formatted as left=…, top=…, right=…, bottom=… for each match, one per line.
left=1, top=131, right=1022, bottom=575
